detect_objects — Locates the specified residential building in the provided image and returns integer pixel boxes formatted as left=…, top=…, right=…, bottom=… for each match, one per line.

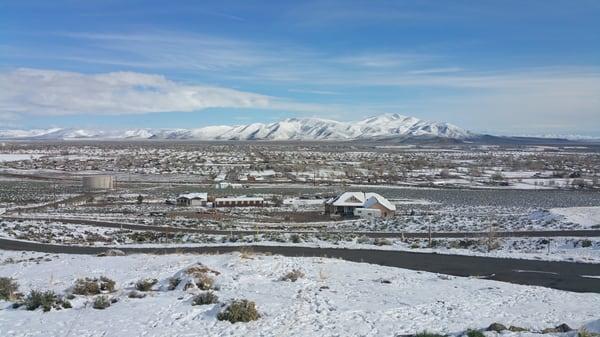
left=176, top=193, right=208, bottom=206
left=325, top=192, right=396, bottom=218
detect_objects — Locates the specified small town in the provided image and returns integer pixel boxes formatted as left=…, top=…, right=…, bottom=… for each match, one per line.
left=1, top=1, right=599, bottom=337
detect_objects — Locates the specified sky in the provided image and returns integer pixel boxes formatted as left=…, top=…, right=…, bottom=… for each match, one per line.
left=1, top=0, right=599, bottom=136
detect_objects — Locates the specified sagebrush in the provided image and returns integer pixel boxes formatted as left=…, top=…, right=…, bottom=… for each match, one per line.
left=217, top=299, right=260, bottom=323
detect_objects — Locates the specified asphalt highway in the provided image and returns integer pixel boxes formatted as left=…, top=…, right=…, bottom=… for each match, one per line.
left=1, top=237, right=598, bottom=293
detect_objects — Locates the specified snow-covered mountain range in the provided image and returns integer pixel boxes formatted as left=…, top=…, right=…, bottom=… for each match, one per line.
left=0, top=113, right=475, bottom=141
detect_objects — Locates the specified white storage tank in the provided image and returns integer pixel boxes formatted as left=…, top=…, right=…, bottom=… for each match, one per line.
left=82, top=175, right=115, bottom=191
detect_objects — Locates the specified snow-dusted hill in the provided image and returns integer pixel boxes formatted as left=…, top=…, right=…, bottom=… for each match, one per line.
left=0, top=113, right=475, bottom=141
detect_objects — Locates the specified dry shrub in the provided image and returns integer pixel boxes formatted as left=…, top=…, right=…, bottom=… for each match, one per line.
left=0, top=277, right=20, bottom=301
left=73, top=276, right=116, bottom=295
left=186, top=265, right=221, bottom=276
left=135, top=278, right=158, bottom=292
left=195, top=273, right=215, bottom=290
left=192, top=291, right=219, bottom=305
left=93, top=295, right=111, bottom=309
left=279, top=269, right=305, bottom=282
left=217, top=299, right=260, bottom=323
left=467, top=330, right=485, bottom=337
left=185, top=265, right=219, bottom=290
left=168, top=277, right=181, bottom=291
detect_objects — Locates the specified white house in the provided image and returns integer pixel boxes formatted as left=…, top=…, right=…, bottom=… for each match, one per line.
left=176, top=193, right=208, bottom=206
left=325, top=192, right=396, bottom=218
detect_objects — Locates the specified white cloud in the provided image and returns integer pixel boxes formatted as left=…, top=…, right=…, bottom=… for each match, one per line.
left=0, top=68, right=272, bottom=116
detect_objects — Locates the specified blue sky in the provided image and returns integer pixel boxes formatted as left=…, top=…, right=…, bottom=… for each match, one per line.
left=1, top=0, right=599, bottom=135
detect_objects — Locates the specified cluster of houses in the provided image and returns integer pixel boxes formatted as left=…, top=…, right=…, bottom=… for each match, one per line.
left=173, top=190, right=396, bottom=219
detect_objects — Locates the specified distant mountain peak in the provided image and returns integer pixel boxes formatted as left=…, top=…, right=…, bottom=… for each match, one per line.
left=0, top=114, right=476, bottom=141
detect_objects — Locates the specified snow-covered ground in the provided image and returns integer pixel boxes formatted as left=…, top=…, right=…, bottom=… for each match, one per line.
left=0, top=154, right=42, bottom=163
left=0, top=250, right=599, bottom=337
left=551, top=207, right=600, bottom=228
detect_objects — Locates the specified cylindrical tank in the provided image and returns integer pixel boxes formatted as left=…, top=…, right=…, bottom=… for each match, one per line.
left=82, top=175, right=115, bottom=191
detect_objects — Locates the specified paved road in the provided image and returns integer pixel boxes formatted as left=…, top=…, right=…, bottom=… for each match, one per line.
left=1, top=237, right=599, bottom=293
left=3, top=216, right=600, bottom=239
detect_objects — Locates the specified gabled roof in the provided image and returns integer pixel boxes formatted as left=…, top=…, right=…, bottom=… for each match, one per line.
left=326, top=191, right=396, bottom=211
left=328, top=192, right=366, bottom=207
left=177, top=192, right=208, bottom=200
left=364, top=193, right=396, bottom=211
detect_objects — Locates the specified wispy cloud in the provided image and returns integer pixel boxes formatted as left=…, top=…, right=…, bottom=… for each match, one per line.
left=55, top=31, right=276, bottom=71
left=0, top=68, right=271, bottom=116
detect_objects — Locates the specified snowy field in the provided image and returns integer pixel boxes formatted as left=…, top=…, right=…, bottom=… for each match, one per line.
left=0, top=155, right=42, bottom=163
left=0, top=250, right=599, bottom=337
left=551, top=207, right=600, bottom=228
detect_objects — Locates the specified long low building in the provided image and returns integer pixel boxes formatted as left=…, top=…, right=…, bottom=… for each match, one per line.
left=213, top=196, right=264, bottom=207
left=325, top=192, right=396, bottom=218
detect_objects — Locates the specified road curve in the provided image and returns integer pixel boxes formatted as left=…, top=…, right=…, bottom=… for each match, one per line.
left=1, top=238, right=599, bottom=293
left=3, top=216, right=600, bottom=239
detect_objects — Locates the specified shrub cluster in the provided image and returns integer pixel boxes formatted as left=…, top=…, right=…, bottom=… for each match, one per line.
left=21, top=290, right=70, bottom=312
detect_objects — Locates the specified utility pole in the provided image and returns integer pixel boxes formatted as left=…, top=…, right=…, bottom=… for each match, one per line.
left=428, top=225, right=432, bottom=248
